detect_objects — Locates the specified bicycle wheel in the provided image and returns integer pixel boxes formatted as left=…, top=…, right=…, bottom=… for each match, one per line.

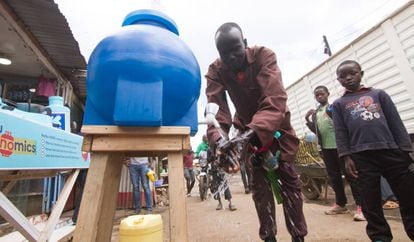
left=300, top=173, right=321, bottom=200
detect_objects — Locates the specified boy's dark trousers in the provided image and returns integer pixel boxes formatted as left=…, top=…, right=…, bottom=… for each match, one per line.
left=322, top=148, right=362, bottom=206
left=248, top=157, right=307, bottom=240
left=352, top=149, right=414, bottom=241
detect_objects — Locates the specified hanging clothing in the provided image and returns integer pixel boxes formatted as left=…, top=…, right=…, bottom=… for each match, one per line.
left=36, top=76, right=56, bottom=97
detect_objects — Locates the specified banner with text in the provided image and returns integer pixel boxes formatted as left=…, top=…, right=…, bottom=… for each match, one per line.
left=0, top=111, right=90, bottom=169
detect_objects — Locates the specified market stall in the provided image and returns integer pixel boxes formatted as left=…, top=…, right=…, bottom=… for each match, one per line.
left=0, top=1, right=88, bottom=241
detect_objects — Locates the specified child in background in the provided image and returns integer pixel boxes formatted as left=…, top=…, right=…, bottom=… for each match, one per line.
left=332, top=60, right=414, bottom=242
left=305, top=85, right=364, bottom=221
left=210, top=163, right=237, bottom=211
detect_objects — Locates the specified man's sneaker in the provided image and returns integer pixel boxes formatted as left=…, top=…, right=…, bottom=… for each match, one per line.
left=292, top=236, right=304, bottom=242
left=325, top=204, right=349, bottom=215
left=216, top=203, right=223, bottom=210
left=263, top=236, right=276, bottom=242
left=353, top=206, right=366, bottom=221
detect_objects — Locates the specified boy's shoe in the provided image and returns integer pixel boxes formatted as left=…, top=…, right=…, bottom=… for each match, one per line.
left=325, top=204, right=349, bottom=215
left=216, top=203, right=223, bottom=210
left=382, top=200, right=399, bottom=210
left=353, top=206, right=366, bottom=221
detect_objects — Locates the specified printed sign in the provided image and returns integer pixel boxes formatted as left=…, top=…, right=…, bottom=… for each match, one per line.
left=51, top=113, right=66, bottom=130
left=0, top=110, right=90, bottom=170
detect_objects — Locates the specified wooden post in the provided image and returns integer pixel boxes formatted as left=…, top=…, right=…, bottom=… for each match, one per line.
left=73, top=126, right=190, bottom=242
left=167, top=151, right=187, bottom=241
left=73, top=153, right=123, bottom=242
left=0, top=169, right=79, bottom=242
left=38, top=169, right=79, bottom=241
left=0, top=192, right=40, bottom=242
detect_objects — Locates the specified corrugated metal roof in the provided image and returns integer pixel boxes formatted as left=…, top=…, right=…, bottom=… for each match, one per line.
left=4, top=0, right=87, bottom=100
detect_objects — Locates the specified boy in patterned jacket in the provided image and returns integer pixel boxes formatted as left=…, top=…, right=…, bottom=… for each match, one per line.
left=332, top=60, right=414, bottom=242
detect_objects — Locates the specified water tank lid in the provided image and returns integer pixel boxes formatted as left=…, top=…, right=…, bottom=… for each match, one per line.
left=122, top=9, right=179, bottom=36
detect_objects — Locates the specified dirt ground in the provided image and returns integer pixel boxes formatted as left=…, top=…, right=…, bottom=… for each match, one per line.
left=111, top=174, right=409, bottom=242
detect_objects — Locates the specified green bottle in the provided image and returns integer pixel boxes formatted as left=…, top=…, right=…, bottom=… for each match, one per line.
left=265, top=131, right=283, bottom=204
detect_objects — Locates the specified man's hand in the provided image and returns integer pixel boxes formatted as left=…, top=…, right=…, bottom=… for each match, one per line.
left=213, top=138, right=241, bottom=173
left=344, top=156, right=358, bottom=178
left=222, top=129, right=255, bottom=152
left=235, top=129, right=255, bottom=145
left=215, top=130, right=257, bottom=173
left=305, top=109, right=315, bottom=122
left=215, top=138, right=227, bottom=154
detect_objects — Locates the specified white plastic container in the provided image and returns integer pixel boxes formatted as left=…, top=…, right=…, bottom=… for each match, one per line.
left=47, top=96, right=70, bottom=132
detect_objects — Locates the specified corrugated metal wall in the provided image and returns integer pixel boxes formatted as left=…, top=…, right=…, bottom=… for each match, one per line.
left=286, top=2, right=414, bottom=138
left=117, top=165, right=134, bottom=209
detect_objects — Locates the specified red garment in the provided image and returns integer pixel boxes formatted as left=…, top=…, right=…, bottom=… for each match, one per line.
left=183, top=152, right=194, bottom=168
left=36, top=76, right=56, bottom=97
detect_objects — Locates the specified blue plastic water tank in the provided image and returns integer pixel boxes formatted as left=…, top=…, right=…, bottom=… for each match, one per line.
left=83, top=9, right=200, bottom=135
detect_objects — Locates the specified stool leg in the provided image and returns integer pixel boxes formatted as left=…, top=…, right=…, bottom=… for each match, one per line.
left=167, top=151, right=188, bottom=242
left=73, top=152, right=123, bottom=242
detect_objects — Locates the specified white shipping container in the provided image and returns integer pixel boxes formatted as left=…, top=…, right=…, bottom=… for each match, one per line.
left=286, top=1, right=414, bottom=138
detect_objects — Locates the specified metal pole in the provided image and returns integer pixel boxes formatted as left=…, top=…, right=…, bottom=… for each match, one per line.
left=323, top=35, right=332, bottom=56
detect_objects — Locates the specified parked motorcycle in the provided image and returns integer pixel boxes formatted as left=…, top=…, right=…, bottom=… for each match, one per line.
left=196, top=150, right=211, bottom=201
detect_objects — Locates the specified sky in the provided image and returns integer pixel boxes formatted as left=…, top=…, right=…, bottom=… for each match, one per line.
left=55, top=0, right=409, bottom=148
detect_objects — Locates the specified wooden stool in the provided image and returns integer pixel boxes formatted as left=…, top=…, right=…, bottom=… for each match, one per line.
left=73, top=126, right=190, bottom=242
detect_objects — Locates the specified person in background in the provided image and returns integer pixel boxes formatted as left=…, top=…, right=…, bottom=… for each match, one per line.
left=195, top=134, right=209, bottom=158
left=210, top=162, right=237, bottom=211
left=380, top=176, right=399, bottom=210
left=205, top=22, right=307, bottom=242
left=183, top=149, right=196, bottom=196
left=126, top=157, right=153, bottom=214
left=332, top=60, right=414, bottom=242
left=305, top=85, right=364, bottom=221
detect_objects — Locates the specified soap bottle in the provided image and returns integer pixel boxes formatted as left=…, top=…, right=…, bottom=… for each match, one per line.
left=47, top=96, right=70, bottom=132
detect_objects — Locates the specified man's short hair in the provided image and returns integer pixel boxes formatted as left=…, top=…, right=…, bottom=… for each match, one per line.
left=215, top=22, right=243, bottom=37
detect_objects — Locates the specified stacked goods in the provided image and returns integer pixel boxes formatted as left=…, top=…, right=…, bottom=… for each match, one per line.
left=295, top=139, right=322, bottom=166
